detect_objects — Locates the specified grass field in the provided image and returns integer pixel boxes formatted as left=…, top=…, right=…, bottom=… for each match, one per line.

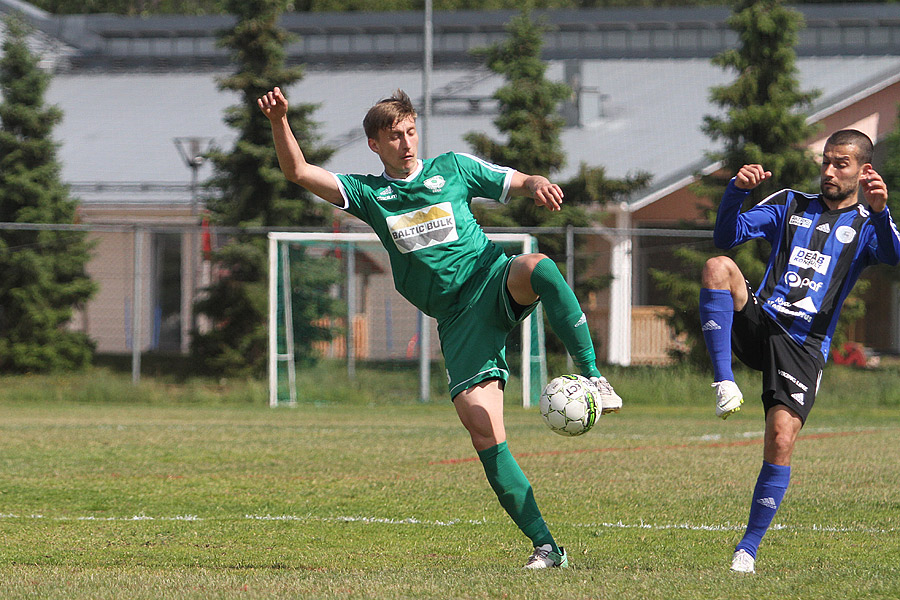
left=1, top=363, right=899, bottom=599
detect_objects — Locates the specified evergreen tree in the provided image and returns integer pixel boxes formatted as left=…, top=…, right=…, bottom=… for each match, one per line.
left=463, top=9, right=650, bottom=357
left=0, top=14, right=95, bottom=372
left=864, top=105, right=900, bottom=301
left=649, top=0, right=837, bottom=366
left=465, top=9, right=650, bottom=254
left=192, top=0, right=339, bottom=375
left=881, top=105, right=900, bottom=200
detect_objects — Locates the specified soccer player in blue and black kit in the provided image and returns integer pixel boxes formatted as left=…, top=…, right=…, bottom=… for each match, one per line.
left=698, top=129, right=900, bottom=574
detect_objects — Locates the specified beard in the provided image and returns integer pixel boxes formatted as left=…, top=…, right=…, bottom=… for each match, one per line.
left=821, top=180, right=857, bottom=203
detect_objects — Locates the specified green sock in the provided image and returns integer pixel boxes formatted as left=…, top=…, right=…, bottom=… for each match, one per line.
left=477, top=441, right=558, bottom=552
left=530, top=258, right=601, bottom=378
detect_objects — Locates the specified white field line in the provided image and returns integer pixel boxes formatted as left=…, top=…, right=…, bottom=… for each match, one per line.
left=0, top=512, right=895, bottom=534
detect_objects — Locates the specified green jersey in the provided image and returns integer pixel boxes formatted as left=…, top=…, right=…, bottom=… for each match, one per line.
left=333, top=152, right=514, bottom=320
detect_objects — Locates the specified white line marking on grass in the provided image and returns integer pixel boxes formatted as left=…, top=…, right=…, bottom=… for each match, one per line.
left=245, top=514, right=487, bottom=526
left=569, top=520, right=898, bottom=535
left=0, top=512, right=895, bottom=534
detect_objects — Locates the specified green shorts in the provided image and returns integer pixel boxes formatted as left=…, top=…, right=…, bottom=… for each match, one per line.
left=438, top=254, right=538, bottom=399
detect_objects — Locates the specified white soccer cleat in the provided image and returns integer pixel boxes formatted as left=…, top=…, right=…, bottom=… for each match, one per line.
left=523, top=544, right=568, bottom=569
left=730, top=549, right=756, bottom=573
left=713, top=380, right=743, bottom=419
left=589, top=376, right=623, bottom=414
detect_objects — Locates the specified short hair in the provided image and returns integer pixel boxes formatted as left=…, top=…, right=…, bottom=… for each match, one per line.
left=363, top=90, right=417, bottom=139
left=825, top=129, right=874, bottom=165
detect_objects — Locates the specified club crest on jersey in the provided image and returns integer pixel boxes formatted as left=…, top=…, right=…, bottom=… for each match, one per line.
left=386, top=201, right=458, bottom=254
left=835, top=225, right=856, bottom=244
left=788, top=247, right=831, bottom=275
left=423, top=175, right=446, bottom=193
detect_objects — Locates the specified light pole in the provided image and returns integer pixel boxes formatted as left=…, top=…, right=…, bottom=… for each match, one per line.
left=174, top=137, right=213, bottom=216
left=173, top=137, right=213, bottom=352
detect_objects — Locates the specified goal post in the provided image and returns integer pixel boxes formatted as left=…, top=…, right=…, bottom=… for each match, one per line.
left=267, top=231, right=546, bottom=408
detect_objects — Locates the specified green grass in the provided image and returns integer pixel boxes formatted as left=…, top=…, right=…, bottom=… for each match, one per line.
left=1, top=363, right=899, bottom=598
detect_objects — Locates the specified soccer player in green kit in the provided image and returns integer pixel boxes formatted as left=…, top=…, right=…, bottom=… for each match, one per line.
left=259, top=87, right=621, bottom=569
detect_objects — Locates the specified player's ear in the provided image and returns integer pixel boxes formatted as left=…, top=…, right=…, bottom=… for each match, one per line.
left=367, top=137, right=379, bottom=154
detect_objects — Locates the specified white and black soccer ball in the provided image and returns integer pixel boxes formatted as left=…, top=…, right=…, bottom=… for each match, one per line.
left=539, top=374, right=599, bottom=436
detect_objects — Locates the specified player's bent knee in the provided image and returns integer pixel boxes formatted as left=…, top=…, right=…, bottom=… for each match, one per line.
left=513, top=253, right=549, bottom=274
left=702, top=256, right=739, bottom=287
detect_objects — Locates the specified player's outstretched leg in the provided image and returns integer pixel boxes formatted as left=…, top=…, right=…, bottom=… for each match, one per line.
left=478, top=442, right=568, bottom=569
left=699, top=286, right=742, bottom=419
left=455, top=382, right=567, bottom=568
left=526, top=257, right=622, bottom=414
left=732, top=461, right=791, bottom=573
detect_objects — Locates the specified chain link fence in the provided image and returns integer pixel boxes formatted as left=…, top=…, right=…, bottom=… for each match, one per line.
left=2, top=220, right=729, bottom=383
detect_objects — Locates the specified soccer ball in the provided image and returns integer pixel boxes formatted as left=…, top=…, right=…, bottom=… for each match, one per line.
left=539, top=374, right=599, bottom=436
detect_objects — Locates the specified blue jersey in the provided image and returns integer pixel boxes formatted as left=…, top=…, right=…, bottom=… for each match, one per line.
left=714, top=179, right=900, bottom=362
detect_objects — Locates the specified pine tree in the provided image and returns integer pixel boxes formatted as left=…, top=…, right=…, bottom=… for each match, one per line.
left=649, top=0, right=831, bottom=366
left=0, top=14, right=95, bottom=372
left=463, top=9, right=650, bottom=357
left=465, top=9, right=650, bottom=252
left=192, top=0, right=338, bottom=375
left=882, top=105, right=900, bottom=200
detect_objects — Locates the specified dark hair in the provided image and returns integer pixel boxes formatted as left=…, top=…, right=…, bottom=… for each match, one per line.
left=825, top=129, right=874, bottom=165
left=363, top=89, right=417, bottom=139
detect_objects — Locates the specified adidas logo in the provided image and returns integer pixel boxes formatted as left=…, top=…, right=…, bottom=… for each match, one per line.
left=792, top=392, right=806, bottom=405
left=756, top=497, right=778, bottom=510
left=575, top=313, right=587, bottom=328
left=702, top=320, right=722, bottom=331
left=816, top=222, right=831, bottom=233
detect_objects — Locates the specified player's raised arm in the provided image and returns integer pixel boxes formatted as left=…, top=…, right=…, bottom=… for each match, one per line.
left=509, top=172, right=564, bottom=211
left=734, top=164, right=772, bottom=190
left=257, top=87, right=343, bottom=207
left=861, top=165, right=889, bottom=213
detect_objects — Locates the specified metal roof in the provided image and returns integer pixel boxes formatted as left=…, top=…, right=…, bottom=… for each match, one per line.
left=38, top=55, right=900, bottom=207
left=2, top=3, right=899, bottom=207
left=2, top=2, right=900, bottom=71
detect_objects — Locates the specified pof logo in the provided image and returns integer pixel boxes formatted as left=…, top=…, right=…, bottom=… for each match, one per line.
left=788, top=247, right=831, bottom=275
left=784, top=271, right=823, bottom=292
left=789, top=214, right=812, bottom=228
left=424, top=175, right=445, bottom=193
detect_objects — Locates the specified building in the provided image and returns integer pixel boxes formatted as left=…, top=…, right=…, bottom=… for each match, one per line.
left=2, top=1, right=900, bottom=364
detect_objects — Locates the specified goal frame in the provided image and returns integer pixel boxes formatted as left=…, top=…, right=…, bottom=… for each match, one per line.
left=267, top=231, right=546, bottom=408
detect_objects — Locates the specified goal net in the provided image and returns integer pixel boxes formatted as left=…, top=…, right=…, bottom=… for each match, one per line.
left=268, top=231, right=546, bottom=408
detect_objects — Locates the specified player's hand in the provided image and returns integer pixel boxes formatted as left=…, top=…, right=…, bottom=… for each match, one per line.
left=528, top=176, right=564, bottom=211
left=734, top=164, right=772, bottom=190
left=258, top=87, right=288, bottom=121
left=861, top=165, right=888, bottom=213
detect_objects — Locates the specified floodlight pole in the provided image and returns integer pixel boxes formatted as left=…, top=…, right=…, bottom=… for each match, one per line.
left=173, top=137, right=213, bottom=353
left=418, top=0, right=434, bottom=403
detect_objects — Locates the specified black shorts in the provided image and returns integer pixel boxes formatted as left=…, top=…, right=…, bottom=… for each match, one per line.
left=731, top=281, right=824, bottom=424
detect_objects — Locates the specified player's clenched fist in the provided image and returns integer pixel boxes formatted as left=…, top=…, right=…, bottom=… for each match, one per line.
left=734, top=164, right=772, bottom=190
left=258, top=87, right=288, bottom=120
left=861, top=165, right=889, bottom=213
